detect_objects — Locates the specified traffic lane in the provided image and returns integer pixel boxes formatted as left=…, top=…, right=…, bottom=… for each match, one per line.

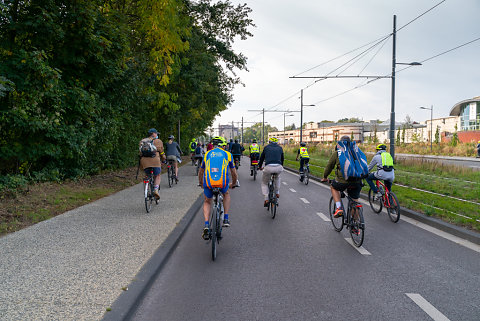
left=281, top=169, right=480, bottom=320
left=132, top=160, right=479, bottom=320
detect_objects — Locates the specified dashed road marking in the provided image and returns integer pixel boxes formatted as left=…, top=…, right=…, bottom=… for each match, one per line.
left=300, top=198, right=310, bottom=204
left=282, top=182, right=288, bottom=185
left=289, top=188, right=297, bottom=193
left=316, top=212, right=330, bottom=221
left=406, top=293, right=450, bottom=321
left=344, top=238, right=371, bottom=255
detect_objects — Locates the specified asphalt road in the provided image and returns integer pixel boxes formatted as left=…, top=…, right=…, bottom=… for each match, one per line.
left=131, top=157, right=480, bottom=321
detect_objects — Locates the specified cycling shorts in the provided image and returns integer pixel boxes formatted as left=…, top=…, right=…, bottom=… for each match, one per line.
left=204, top=186, right=228, bottom=198
left=144, top=167, right=161, bottom=176
left=331, top=180, right=362, bottom=199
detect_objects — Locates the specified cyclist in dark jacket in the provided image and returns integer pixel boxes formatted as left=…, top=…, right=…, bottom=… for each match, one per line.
left=258, top=137, right=284, bottom=207
left=231, top=139, right=244, bottom=165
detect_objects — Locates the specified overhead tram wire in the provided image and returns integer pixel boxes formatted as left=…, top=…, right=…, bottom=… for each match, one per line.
left=397, top=0, right=447, bottom=32
left=292, top=0, right=447, bottom=80
left=309, top=35, right=480, bottom=107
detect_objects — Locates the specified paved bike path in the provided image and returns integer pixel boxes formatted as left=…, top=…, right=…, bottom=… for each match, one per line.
left=0, top=164, right=202, bottom=321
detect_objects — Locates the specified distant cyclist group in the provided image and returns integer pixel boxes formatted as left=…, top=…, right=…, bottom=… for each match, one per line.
left=137, top=128, right=397, bottom=253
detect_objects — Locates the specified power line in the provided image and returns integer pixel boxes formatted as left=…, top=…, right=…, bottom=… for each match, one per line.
left=397, top=0, right=447, bottom=32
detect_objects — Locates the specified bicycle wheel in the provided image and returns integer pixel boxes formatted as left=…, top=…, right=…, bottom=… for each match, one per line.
left=329, top=197, right=343, bottom=232
left=210, top=206, right=217, bottom=261
left=270, top=194, right=277, bottom=219
left=253, top=166, right=257, bottom=181
left=349, top=206, right=365, bottom=247
left=171, top=167, right=176, bottom=186
left=145, top=183, right=152, bottom=213
left=167, top=167, right=172, bottom=188
left=386, top=192, right=401, bottom=223
left=368, top=189, right=382, bottom=214
left=304, top=167, right=309, bottom=185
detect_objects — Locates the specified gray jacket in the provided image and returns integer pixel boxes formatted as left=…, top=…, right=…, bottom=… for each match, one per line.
left=368, top=150, right=395, bottom=182
left=165, top=141, right=182, bottom=158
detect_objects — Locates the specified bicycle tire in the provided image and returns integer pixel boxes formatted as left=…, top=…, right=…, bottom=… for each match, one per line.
left=368, top=189, right=382, bottom=214
left=171, top=167, right=176, bottom=186
left=210, top=205, right=217, bottom=261
left=349, top=206, right=365, bottom=247
left=167, top=167, right=172, bottom=188
left=270, top=194, right=277, bottom=219
left=304, top=167, right=309, bottom=185
left=329, top=197, right=343, bottom=232
left=386, top=192, right=401, bottom=223
left=253, top=166, right=257, bottom=181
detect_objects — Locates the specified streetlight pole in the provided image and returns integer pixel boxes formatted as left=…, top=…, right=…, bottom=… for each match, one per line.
left=300, top=89, right=315, bottom=144
left=389, top=15, right=397, bottom=160
left=283, top=113, right=294, bottom=145
left=389, top=15, right=422, bottom=161
left=420, top=105, right=433, bottom=151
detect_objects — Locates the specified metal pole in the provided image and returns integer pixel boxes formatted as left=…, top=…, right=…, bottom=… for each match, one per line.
left=389, top=15, right=397, bottom=161
left=300, top=89, right=303, bottom=144
left=430, top=105, right=433, bottom=151
left=241, top=117, right=244, bottom=144
left=178, top=119, right=181, bottom=150
left=262, top=108, right=265, bottom=145
left=283, top=113, right=286, bottom=145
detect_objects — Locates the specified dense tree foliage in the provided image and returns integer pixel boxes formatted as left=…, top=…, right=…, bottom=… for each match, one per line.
left=0, top=0, right=254, bottom=185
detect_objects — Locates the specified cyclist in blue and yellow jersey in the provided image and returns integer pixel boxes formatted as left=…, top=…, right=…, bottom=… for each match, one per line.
left=295, top=142, right=310, bottom=182
left=249, top=138, right=260, bottom=176
left=365, top=143, right=395, bottom=199
left=198, top=136, right=238, bottom=240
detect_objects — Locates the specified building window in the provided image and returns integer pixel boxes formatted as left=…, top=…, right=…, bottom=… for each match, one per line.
left=309, top=132, right=317, bottom=138
left=460, top=102, right=480, bottom=131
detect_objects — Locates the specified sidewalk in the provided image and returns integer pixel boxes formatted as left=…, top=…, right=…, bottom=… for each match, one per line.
left=0, top=164, right=202, bottom=321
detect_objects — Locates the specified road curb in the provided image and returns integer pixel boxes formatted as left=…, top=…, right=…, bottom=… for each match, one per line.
left=283, top=166, right=480, bottom=245
left=102, top=194, right=204, bottom=321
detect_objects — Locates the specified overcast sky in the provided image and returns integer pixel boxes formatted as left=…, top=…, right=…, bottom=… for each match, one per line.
left=214, top=0, right=479, bottom=131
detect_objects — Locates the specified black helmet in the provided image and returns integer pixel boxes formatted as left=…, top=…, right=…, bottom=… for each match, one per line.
left=168, top=135, right=174, bottom=140
left=252, top=138, right=257, bottom=143
left=300, top=142, right=306, bottom=147
left=235, top=139, right=238, bottom=143
left=148, top=128, right=158, bottom=135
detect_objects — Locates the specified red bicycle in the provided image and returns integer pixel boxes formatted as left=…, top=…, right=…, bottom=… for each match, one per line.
left=368, top=180, right=400, bottom=223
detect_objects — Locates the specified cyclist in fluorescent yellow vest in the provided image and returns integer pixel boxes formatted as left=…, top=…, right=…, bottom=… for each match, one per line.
left=295, top=142, right=310, bottom=182
left=249, top=138, right=261, bottom=176
left=365, top=144, right=395, bottom=196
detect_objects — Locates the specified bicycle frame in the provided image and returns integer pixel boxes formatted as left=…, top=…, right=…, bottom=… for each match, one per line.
left=375, top=180, right=393, bottom=208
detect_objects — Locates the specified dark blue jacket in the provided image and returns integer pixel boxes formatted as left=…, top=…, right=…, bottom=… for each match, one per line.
left=258, top=143, right=284, bottom=167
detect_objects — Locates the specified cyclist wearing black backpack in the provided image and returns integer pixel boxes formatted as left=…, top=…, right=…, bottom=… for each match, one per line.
left=320, top=136, right=365, bottom=218
left=365, top=144, right=395, bottom=199
left=139, top=128, right=166, bottom=199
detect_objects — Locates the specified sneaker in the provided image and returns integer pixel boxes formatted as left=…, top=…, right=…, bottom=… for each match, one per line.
left=264, top=200, right=269, bottom=207
left=250, top=170, right=253, bottom=176
left=276, top=193, right=280, bottom=199
left=333, top=208, right=344, bottom=218
left=202, top=227, right=210, bottom=240
left=223, top=219, right=230, bottom=227
left=299, top=177, right=303, bottom=182
left=153, top=189, right=160, bottom=200
left=374, top=192, right=382, bottom=201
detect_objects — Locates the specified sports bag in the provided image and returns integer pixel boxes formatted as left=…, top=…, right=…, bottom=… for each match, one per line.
left=139, top=138, right=157, bottom=157
left=336, top=140, right=369, bottom=180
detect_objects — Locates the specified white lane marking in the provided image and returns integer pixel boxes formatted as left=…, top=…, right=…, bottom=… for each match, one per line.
left=406, top=293, right=450, bottom=321
left=289, top=188, right=297, bottom=193
left=300, top=198, right=310, bottom=204
left=282, top=182, right=288, bottom=185
left=401, top=216, right=480, bottom=254
left=469, top=165, right=480, bottom=169
left=344, top=238, right=371, bottom=255
left=316, top=212, right=330, bottom=221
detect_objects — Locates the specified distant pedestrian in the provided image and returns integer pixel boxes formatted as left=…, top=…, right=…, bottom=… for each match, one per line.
left=476, top=140, right=480, bottom=158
